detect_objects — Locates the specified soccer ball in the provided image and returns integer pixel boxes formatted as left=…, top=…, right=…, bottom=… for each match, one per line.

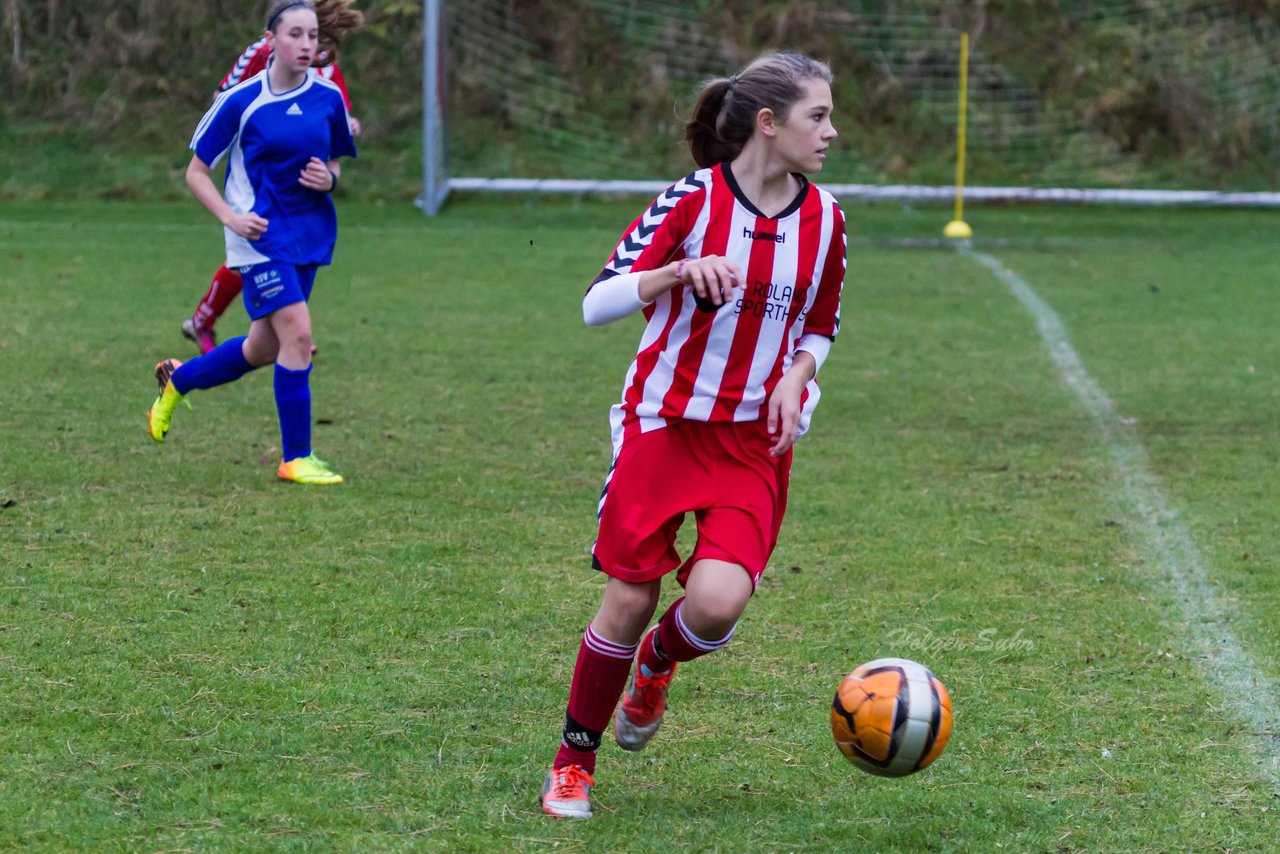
left=830, top=657, right=953, bottom=777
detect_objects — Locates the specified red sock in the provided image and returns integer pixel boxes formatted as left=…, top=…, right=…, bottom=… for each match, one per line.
left=554, top=622, right=638, bottom=774
left=634, top=625, right=673, bottom=677
left=644, top=596, right=736, bottom=667
left=193, top=264, right=244, bottom=329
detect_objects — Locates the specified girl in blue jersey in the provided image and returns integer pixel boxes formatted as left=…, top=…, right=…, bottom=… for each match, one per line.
left=147, top=0, right=356, bottom=485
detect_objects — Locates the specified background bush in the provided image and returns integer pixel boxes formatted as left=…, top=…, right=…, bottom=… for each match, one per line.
left=4, top=0, right=1280, bottom=200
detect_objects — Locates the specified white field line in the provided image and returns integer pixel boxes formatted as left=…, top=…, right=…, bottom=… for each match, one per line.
left=964, top=247, right=1280, bottom=787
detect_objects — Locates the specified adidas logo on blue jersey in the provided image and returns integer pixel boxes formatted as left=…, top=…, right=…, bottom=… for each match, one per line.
left=286, top=103, right=303, bottom=116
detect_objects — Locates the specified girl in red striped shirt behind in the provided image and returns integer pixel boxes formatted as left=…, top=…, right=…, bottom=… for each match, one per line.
left=541, top=51, right=846, bottom=820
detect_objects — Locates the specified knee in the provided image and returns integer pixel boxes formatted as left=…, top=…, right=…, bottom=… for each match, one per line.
left=271, top=308, right=313, bottom=358
left=596, top=580, right=660, bottom=642
left=284, top=326, right=313, bottom=354
left=681, top=594, right=745, bottom=640
left=242, top=340, right=275, bottom=367
left=613, top=582, right=660, bottom=622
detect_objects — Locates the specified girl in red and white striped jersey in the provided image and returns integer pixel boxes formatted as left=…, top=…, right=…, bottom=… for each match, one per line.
left=180, top=0, right=364, bottom=355
left=541, top=51, right=845, bottom=820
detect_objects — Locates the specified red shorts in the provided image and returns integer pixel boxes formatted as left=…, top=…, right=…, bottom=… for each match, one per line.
left=591, top=419, right=792, bottom=588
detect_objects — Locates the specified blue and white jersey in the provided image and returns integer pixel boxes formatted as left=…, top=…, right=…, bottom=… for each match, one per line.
left=190, top=67, right=357, bottom=268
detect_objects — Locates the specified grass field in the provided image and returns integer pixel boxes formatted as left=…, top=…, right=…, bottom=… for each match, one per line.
left=3, top=196, right=1279, bottom=851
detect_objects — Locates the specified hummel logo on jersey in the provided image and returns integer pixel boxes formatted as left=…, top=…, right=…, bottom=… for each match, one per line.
left=286, top=103, right=303, bottom=116
left=743, top=226, right=785, bottom=243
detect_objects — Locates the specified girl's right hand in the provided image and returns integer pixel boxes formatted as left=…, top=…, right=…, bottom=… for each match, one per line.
left=678, top=255, right=743, bottom=309
left=224, top=212, right=269, bottom=240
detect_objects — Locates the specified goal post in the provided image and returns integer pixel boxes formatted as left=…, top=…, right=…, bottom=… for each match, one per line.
left=419, top=1, right=1280, bottom=216
left=417, top=0, right=449, bottom=215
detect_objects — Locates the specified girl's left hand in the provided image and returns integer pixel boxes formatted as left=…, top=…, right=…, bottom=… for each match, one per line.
left=298, top=157, right=335, bottom=191
left=766, top=351, right=817, bottom=457
left=766, top=372, right=806, bottom=457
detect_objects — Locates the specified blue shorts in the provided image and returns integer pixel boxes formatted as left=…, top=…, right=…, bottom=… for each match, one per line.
left=237, top=261, right=319, bottom=320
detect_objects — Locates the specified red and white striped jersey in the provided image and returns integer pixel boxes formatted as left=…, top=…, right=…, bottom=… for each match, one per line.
left=218, top=38, right=353, bottom=110
left=590, top=162, right=845, bottom=445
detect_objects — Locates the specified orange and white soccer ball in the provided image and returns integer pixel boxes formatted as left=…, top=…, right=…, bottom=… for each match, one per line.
left=830, top=657, right=953, bottom=777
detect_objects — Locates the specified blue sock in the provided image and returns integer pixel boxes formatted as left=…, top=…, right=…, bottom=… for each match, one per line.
left=171, top=336, right=255, bottom=395
left=274, top=363, right=313, bottom=462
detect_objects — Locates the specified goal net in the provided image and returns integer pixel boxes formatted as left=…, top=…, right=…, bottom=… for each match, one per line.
left=421, top=0, right=1280, bottom=212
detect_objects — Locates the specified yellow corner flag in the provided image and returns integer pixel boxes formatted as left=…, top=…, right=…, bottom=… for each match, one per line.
left=945, top=32, right=973, bottom=240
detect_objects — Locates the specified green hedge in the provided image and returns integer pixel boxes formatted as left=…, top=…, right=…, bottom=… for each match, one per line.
left=3, top=0, right=1279, bottom=200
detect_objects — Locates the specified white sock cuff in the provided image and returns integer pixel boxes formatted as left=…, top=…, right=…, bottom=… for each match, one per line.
left=674, top=602, right=736, bottom=652
left=584, top=622, right=640, bottom=661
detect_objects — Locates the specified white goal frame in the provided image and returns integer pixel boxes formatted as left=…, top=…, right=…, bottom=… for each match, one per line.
left=420, top=2, right=1280, bottom=215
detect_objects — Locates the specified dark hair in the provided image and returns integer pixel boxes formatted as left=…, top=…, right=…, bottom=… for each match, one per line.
left=266, top=0, right=316, bottom=33
left=315, top=0, right=365, bottom=63
left=685, top=52, right=833, bottom=169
